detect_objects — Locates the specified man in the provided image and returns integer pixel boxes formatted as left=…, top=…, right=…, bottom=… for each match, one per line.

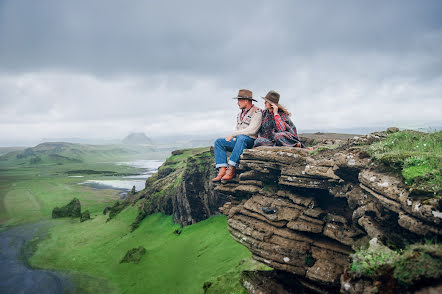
left=211, top=89, right=262, bottom=182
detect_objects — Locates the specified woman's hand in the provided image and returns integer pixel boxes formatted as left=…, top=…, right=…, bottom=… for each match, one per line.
left=271, top=103, right=279, bottom=114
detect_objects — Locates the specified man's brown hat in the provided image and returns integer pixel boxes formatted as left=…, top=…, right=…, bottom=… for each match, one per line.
left=261, top=90, right=280, bottom=105
left=233, top=89, right=257, bottom=102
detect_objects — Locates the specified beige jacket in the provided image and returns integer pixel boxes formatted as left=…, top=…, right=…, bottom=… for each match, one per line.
left=231, top=105, right=262, bottom=139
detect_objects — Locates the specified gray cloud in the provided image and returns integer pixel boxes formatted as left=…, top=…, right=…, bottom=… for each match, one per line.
left=0, top=0, right=441, bottom=145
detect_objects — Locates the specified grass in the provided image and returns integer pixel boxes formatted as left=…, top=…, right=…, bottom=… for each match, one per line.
left=0, top=160, right=140, bottom=228
left=1, top=147, right=264, bottom=293
left=310, top=144, right=342, bottom=156
left=160, top=147, right=210, bottom=172
left=30, top=211, right=258, bottom=294
left=366, top=130, right=442, bottom=197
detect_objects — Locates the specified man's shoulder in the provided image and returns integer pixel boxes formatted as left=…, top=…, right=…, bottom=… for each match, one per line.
left=252, top=106, right=262, bottom=113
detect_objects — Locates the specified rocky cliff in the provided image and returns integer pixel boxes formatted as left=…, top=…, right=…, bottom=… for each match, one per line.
left=125, top=147, right=230, bottom=229
left=216, top=131, right=441, bottom=293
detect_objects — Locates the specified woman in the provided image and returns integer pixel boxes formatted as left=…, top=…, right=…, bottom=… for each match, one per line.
left=254, top=90, right=305, bottom=148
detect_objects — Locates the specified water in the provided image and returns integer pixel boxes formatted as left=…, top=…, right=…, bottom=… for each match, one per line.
left=0, top=222, right=73, bottom=294
left=79, top=159, right=164, bottom=194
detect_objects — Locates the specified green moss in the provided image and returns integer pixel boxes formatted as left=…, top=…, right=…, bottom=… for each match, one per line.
left=310, top=144, right=342, bottom=156
left=393, top=243, right=442, bottom=287
left=350, top=242, right=442, bottom=289
left=366, top=130, right=441, bottom=198
left=350, top=245, right=398, bottom=277
left=203, top=258, right=271, bottom=294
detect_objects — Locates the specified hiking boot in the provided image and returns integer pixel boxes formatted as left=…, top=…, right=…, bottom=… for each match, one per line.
left=221, top=166, right=236, bottom=181
left=211, top=167, right=227, bottom=182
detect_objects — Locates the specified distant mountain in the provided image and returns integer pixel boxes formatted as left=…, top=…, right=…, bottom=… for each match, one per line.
left=122, top=133, right=153, bottom=145
left=0, top=142, right=143, bottom=166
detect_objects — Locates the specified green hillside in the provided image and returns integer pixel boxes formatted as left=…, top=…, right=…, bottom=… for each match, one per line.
left=30, top=210, right=267, bottom=294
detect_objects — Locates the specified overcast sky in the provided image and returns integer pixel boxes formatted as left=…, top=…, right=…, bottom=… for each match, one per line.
left=0, top=0, right=441, bottom=146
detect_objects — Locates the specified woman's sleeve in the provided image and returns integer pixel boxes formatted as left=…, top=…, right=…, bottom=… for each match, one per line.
left=274, top=114, right=286, bottom=132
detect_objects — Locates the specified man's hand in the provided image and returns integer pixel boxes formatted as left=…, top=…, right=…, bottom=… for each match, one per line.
left=226, top=136, right=236, bottom=142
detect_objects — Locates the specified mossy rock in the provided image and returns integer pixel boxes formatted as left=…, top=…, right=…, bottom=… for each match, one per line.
left=120, top=246, right=146, bottom=264
left=107, top=200, right=129, bottom=222
left=80, top=210, right=90, bottom=222
left=171, top=149, right=184, bottom=156
left=103, top=206, right=111, bottom=215
left=158, top=166, right=174, bottom=179
left=52, top=198, right=81, bottom=218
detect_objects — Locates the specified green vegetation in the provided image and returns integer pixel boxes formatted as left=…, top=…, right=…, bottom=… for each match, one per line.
left=366, top=130, right=441, bottom=197
left=310, top=144, right=342, bottom=156
left=1, top=145, right=262, bottom=293
left=204, top=259, right=270, bottom=294
left=128, top=147, right=212, bottom=230
left=30, top=211, right=257, bottom=294
left=350, top=243, right=398, bottom=277
left=119, top=246, right=146, bottom=264
left=52, top=198, right=82, bottom=218
left=350, top=241, right=442, bottom=289
left=0, top=142, right=168, bottom=167
left=159, top=147, right=210, bottom=174
left=0, top=160, right=136, bottom=229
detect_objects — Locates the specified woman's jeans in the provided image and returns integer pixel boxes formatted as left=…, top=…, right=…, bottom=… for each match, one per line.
left=214, top=135, right=255, bottom=168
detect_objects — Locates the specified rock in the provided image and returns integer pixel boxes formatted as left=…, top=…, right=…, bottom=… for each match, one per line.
left=398, top=213, right=441, bottom=236
left=80, top=210, right=90, bottom=222
left=129, top=149, right=230, bottom=228
left=240, top=270, right=308, bottom=294
left=52, top=198, right=81, bottom=218
left=103, top=206, right=111, bottom=215
left=120, top=246, right=146, bottom=264
left=387, top=127, right=399, bottom=133
left=223, top=132, right=442, bottom=291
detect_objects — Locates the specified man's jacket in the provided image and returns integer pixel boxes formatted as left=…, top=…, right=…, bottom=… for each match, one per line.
left=231, top=105, right=262, bottom=139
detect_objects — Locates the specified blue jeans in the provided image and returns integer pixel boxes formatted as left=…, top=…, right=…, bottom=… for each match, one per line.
left=214, top=135, right=255, bottom=168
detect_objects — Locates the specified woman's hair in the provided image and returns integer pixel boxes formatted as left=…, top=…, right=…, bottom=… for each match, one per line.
left=278, top=104, right=291, bottom=116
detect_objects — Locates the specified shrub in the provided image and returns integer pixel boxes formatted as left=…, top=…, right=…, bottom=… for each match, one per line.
left=52, top=198, right=81, bottom=218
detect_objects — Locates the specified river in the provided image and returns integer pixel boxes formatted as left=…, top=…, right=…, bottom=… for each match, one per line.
left=0, top=221, right=73, bottom=294
left=79, top=159, right=164, bottom=196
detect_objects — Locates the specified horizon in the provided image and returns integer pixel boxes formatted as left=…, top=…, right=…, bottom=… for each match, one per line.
left=1, top=125, right=440, bottom=148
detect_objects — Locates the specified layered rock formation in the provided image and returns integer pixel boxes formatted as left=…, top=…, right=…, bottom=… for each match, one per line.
left=128, top=148, right=230, bottom=228
left=217, top=133, right=441, bottom=292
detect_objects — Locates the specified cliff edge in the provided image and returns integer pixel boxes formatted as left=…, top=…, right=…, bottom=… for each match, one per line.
left=217, top=130, right=441, bottom=293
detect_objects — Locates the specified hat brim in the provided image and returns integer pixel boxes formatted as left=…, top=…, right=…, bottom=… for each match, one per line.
left=233, top=97, right=257, bottom=102
left=261, top=96, right=279, bottom=107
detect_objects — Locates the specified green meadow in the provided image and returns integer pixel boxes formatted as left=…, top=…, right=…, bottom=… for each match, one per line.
left=0, top=144, right=265, bottom=293
left=30, top=211, right=260, bottom=294
left=0, top=161, right=136, bottom=229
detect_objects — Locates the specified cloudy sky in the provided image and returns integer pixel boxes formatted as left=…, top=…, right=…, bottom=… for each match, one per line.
left=0, top=0, right=441, bottom=146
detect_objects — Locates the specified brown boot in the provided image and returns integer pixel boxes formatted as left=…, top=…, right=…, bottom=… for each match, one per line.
left=211, top=167, right=227, bottom=182
left=221, top=166, right=236, bottom=181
